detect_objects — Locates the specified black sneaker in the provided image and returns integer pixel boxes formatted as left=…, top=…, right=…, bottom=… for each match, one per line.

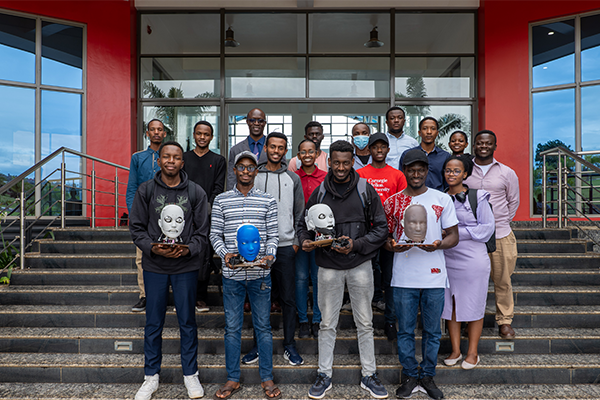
left=308, top=372, right=332, bottom=399
left=312, top=322, right=320, bottom=339
left=419, top=376, right=443, bottom=400
left=299, top=322, right=310, bottom=338
left=132, top=297, right=146, bottom=312
left=384, top=323, right=397, bottom=341
left=395, top=373, right=419, bottom=399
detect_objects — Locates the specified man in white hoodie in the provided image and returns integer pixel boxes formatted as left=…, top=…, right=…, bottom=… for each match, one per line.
left=243, top=131, right=306, bottom=366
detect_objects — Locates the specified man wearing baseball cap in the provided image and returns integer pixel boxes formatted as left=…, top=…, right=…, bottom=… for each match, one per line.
left=383, top=148, right=459, bottom=400
left=210, top=150, right=282, bottom=399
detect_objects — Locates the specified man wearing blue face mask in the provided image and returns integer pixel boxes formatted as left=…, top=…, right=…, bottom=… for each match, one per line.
left=352, top=123, right=372, bottom=170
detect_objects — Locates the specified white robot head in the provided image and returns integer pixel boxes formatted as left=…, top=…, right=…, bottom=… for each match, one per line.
left=158, top=204, right=185, bottom=240
left=306, top=203, right=335, bottom=236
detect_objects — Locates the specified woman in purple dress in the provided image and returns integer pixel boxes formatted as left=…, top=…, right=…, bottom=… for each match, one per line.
left=441, top=155, right=495, bottom=370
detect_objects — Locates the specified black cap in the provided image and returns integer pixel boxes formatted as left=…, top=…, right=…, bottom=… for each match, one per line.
left=402, top=148, right=429, bottom=167
left=368, top=132, right=389, bottom=147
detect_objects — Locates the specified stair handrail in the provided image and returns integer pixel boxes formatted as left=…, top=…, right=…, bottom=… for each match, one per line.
left=540, top=146, right=600, bottom=249
left=0, top=147, right=129, bottom=274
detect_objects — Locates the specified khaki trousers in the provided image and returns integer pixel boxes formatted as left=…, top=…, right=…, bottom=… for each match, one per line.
left=489, top=231, right=517, bottom=325
left=136, top=247, right=145, bottom=298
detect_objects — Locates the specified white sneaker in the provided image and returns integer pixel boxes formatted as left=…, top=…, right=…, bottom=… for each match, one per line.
left=135, top=374, right=159, bottom=400
left=184, top=371, right=205, bottom=399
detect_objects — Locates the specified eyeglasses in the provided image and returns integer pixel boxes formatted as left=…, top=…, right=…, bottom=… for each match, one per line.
left=444, top=168, right=463, bottom=176
left=235, top=164, right=257, bottom=172
left=299, top=150, right=316, bottom=156
left=247, top=118, right=266, bottom=124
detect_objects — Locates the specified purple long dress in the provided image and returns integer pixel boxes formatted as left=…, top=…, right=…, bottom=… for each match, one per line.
left=442, top=189, right=495, bottom=322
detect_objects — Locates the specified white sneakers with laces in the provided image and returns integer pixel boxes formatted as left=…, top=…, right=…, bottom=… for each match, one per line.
left=184, top=371, right=205, bottom=398
left=135, top=373, right=159, bottom=400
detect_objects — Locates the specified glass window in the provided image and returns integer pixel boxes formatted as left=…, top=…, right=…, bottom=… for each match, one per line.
left=143, top=105, right=221, bottom=155
left=532, top=89, right=575, bottom=155
left=225, top=57, right=305, bottom=98
left=224, top=13, right=306, bottom=54
left=140, top=14, right=220, bottom=55
left=309, top=13, right=390, bottom=54
left=141, top=57, right=220, bottom=99
left=229, top=114, right=292, bottom=156
left=395, top=13, right=474, bottom=54
left=0, top=85, right=35, bottom=176
left=532, top=20, right=575, bottom=88
left=0, top=13, right=35, bottom=84
left=41, top=90, right=82, bottom=179
left=309, top=57, right=389, bottom=98
left=581, top=13, right=600, bottom=82
left=582, top=85, right=600, bottom=151
left=395, top=57, right=474, bottom=98
left=398, top=104, right=472, bottom=153
left=41, top=22, right=83, bottom=89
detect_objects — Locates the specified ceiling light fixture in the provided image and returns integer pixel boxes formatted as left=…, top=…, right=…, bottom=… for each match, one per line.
left=548, top=31, right=555, bottom=35
left=364, top=26, right=384, bottom=48
left=224, top=27, right=240, bottom=47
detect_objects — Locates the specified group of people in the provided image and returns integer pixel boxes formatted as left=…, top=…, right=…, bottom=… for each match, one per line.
left=126, top=106, right=520, bottom=400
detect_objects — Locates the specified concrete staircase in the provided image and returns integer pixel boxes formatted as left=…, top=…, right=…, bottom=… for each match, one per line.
left=1, top=226, right=600, bottom=399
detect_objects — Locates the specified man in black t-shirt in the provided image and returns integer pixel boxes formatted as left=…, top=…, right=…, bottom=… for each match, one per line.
left=183, top=121, right=226, bottom=312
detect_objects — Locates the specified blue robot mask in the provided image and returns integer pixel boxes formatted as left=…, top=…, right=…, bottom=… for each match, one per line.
left=236, top=224, right=260, bottom=262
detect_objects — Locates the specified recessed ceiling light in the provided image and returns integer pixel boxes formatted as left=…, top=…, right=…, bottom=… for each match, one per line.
left=548, top=31, right=555, bottom=35
left=543, top=66, right=548, bottom=69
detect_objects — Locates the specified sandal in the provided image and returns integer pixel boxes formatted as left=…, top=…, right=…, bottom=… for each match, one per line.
left=262, top=384, right=282, bottom=399
left=214, top=382, right=241, bottom=400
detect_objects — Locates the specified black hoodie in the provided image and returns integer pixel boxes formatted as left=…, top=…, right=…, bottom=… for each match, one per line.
left=297, top=169, right=387, bottom=270
left=129, top=170, right=209, bottom=275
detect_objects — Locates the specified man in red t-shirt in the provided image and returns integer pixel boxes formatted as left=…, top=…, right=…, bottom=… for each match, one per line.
left=357, top=132, right=407, bottom=341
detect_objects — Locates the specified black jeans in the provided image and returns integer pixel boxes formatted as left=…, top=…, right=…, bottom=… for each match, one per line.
left=252, top=245, right=297, bottom=348
left=379, top=247, right=396, bottom=325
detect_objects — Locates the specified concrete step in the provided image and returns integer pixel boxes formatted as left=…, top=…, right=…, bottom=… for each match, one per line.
left=512, top=228, right=574, bottom=241
left=4, top=283, right=598, bottom=307
left=1, top=304, right=599, bottom=330
left=0, top=353, right=598, bottom=385
left=32, top=240, right=136, bottom=254
left=516, top=253, right=600, bottom=269
left=10, top=269, right=138, bottom=286
left=24, top=254, right=135, bottom=269
left=2, top=382, right=600, bottom=400
left=512, top=269, right=600, bottom=286
left=516, top=240, right=593, bottom=253
left=1, top=327, right=598, bottom=356
left=50, top=228, right=132, bottom=242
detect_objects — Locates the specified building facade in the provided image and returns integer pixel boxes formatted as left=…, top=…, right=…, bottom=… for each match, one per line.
left=1, top=0, right=599, bottom=222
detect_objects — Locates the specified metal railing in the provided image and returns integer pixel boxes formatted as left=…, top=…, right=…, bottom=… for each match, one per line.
left=0, top=147, right=129, bottom=273
left=540, top=146, right=600, bottom=247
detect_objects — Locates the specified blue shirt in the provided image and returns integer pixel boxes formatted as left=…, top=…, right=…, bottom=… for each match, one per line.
left=126, top=146, right=160, bottom=213
left=385, top=132, right=419, bottom=170
left=248, top=136, right=265, bottom=158
left=399, top=145, right=450, bottom=192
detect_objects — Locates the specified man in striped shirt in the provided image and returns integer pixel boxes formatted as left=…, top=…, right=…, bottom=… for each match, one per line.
left=210, top=151, right=281, bottom=400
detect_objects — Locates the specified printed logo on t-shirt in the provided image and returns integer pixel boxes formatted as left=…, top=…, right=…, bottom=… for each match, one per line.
left=431, top=268, right=441, bottom=274
left=431, top=205, right=443, bottom=222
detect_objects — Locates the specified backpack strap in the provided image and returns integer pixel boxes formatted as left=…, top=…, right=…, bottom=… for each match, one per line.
left=144, top=179, right=155, bottom=203
left=467, top=188, right=478, bottom=219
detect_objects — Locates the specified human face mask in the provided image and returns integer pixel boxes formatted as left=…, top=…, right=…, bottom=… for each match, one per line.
left=353, top=135, right=369, bottom=150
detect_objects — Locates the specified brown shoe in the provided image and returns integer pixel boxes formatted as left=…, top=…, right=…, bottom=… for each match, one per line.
left=499, top=324, right=516, bottom=339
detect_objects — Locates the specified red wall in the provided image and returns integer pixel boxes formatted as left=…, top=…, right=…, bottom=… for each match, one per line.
left=479, top=0, right=600, bottom=221
left=0, top=0, right=136, bottom=225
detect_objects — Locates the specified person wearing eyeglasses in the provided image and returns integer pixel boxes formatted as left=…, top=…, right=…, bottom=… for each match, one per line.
left=227, top=108, right=269, bottom=190
left=210, top=150, right=281, bottom=400
left=441, top=155, right=495, bottom=370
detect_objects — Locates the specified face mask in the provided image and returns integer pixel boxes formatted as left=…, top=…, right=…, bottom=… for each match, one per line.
left=353, top=135, right=369, bottom=150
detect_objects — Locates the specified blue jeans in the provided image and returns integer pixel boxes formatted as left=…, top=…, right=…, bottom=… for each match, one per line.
left=143, top=269, right=198, bottom=376
left=295, top=249, right=321, bottom=324
left=222, top=275, right=273, bottom=382
left=393, top=287, right=445, bottom=378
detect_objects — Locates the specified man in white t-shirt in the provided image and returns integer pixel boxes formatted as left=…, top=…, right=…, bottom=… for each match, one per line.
left=383, top=148, right=459, bottom=400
